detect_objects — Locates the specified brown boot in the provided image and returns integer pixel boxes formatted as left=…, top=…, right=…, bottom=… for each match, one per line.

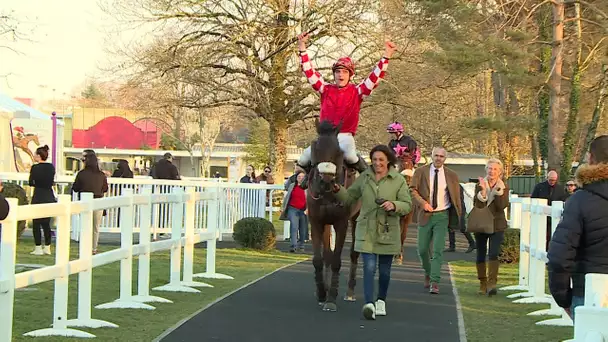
left=487, top=260, right=500, bottom=296
left=476, top=262, right=487, bottom=295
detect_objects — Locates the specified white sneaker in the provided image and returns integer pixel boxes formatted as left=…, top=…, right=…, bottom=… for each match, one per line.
left=30, top=246, right=43, bottom=255
left=375, top=299, right=386, bottom=316
left=362, top=303, right=376, bottom=320
left=42, top=246, right=51, bottom=255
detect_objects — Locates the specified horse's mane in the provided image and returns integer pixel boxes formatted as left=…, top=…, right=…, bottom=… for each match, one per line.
left=317, top=120, right=336, bottom=136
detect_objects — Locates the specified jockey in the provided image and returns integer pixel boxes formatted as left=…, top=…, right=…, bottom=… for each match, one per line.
left=295, top=32, right=397, bottom=187
left=387, top=121, right=420, bottom=176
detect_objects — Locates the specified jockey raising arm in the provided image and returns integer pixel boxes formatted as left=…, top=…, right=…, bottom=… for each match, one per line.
left=296, top=32, right=397, bottom=181
left=387, top=122, right=420, bottom=168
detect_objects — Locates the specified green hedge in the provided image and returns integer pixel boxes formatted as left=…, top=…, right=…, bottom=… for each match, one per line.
left=233, top=217, right=276, bottom=251
left=499, top=228, right=520, bottom=264
left=0, top=183, right=29, bottom=238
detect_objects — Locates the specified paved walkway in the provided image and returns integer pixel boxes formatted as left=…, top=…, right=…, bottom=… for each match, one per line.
left=158, top=227, right=472, bottom=342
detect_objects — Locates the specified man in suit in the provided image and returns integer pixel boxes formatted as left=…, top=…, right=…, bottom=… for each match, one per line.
left=410, top=147, right=462, bottom=294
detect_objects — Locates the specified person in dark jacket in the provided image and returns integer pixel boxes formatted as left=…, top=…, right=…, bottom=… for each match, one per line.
left=445, top=184, right=476, bottom=253
left=240, top=165, right=256, bottom=183
left=151, top=153, right=180, bottom=180
left=548, top=135, right=608, bottom=321
left=112, top=159, right=134, bottom=178
left=531, top=170, right=568, bottom=249
left=72, top=153, right=109, bottom=254
left=29, top=145, right=57, bottom=255
left=112, top=159, right=134, bottom=226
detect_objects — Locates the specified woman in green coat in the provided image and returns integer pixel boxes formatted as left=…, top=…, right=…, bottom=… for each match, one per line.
left=333, top=144, right=412, bottom=320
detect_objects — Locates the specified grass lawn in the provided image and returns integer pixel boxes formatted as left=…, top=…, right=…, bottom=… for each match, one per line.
left=12, top=237, right=309, bottom=341
left=450, top=261, right=573, bottom=342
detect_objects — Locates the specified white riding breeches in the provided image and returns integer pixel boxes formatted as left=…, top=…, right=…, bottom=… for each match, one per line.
left=298, top=133, right=359, bottom=166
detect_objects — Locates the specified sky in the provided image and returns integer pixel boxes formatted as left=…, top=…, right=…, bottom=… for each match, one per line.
left=0, top=1, right=114, bottom=101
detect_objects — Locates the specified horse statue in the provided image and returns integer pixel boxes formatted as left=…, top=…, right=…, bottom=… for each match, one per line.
left=343, top=150, right=416, bottom=301
left=306, top=120, right=360, bottom=312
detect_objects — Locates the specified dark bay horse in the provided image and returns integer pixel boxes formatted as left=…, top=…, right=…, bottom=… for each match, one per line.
left=307, top=120, right=360, bottom=312
left=343, top=150, right=415, bottom=301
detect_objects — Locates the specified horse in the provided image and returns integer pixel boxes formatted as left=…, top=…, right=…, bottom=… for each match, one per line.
left=343, top=150, right=416, bottom=301
left=306, top=120, right=360, bottom=312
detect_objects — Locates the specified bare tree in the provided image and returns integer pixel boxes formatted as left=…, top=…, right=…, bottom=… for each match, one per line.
left=101, top=0, right=385, bottom=177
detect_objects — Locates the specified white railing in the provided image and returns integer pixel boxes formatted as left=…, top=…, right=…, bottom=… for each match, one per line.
left=568, top=274, right=608, bottom=342
left=0, top=172, right=284, bottom=240
left=0, top=187, right=233, bottom=340
left=502, top=194, right=608, bottom=341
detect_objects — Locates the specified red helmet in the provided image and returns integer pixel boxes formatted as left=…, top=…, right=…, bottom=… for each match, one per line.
left=332, top=57, right=355, bottom=75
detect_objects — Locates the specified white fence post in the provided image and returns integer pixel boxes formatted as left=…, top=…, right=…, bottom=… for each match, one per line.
left=71, top=192, right=80, bottom=241
left=501, top=194, right=527, bottom=291
left=180, top=188, right=213, bottom=288
left=154, top=188, right=199, bottom=293
left=512, top=198, right=552, bottom=305
left=25, top=195, right=94, bottom=338
left=65, top=192, right=118, bottom=328
left=97, top=189, right=155, bottom=310
left=506, top=197, right=532, bottom=298
left=0, top=198, right=19, bottom=341
left=193, top=186, right=233, bottom=280
left=131, top=186, right=172, bottom=304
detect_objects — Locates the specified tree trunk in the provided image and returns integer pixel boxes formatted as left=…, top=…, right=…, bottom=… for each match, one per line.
left=536, top=6, right=552, bottom=172
left=578, top=64, right=608, bottom=163
left=530, top=133, right=542, bottom=182
left=269, top=119, right=288, bottom=180
left=560, top=3, right=582, bottom=182
left=547, top=1, right=565, bottom=171
left=267, top=0, right=290, bottom=179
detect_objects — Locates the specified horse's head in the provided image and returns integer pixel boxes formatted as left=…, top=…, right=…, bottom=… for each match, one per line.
left=309, top=120, right=342, bottom=198
left=399, top=152, right=414, bottom=171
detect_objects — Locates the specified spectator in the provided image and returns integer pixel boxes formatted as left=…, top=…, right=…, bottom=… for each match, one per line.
left=471, top=158, right=510, bottom=296
left=240, top=165, right=256, bottom=183
left=29, top=145, right=57, bottom=255
left=151, top=153, right=180, bottom=180
left=531, top=170, right=568, bottom=249
left=548, top=135, right=608, bottom=321
left=445, top=184, right=476, bottom=254
left=280, top=171, right=308, bottom=252
left=112, top=160, right=134, bottom=226
left=255, top=166, right=275, bottom=184
left=72, top=153, right=109, bottom=255
left=565, top=180, right=577, bottom=199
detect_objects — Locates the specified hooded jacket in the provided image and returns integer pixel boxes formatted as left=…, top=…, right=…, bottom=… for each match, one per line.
left=547, top=163, right=608, bottom=308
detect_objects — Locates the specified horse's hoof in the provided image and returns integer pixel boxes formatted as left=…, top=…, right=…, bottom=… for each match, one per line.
left=322, top=302, right=337, bottom=312
left=343, top=294, right=356, bottom=302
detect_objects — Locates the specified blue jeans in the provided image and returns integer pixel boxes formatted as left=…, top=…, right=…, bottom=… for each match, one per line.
left=287, top=206, right=308, bottom=249
left=361, top=253, right=393, bottom=304
left=571, top=296, right=584, bottom=322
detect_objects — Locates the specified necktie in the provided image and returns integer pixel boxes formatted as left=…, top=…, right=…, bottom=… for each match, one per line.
left=432, top=169, right=439, bottom=209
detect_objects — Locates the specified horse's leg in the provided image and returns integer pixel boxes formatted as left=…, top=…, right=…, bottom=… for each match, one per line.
left=323, top=220, right=348, bottom=312
left=311, top=221, right=326, bottom=305
left=394, top=212, right=413, bottom=265
left=345, top=218, right=359, bottom=301
left=322, top=225, right=333, bottom=294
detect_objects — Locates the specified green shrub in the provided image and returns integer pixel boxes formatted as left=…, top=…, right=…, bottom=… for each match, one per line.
left=499, top=228, right=520, bottom=264
left=233, top=217, right=276, bottom=251
left=0, top=182, right=30, bottom=238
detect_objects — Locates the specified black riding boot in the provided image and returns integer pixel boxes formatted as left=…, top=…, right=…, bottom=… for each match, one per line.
left=348, top=155, right=368, bottom=174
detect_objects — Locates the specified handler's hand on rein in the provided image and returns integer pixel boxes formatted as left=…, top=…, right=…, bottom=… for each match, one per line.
left=381, top=201, right=396, bottom=212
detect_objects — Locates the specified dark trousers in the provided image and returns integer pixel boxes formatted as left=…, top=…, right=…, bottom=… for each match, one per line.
left=448, top=229, right=475, bottom=249
left=474, top=231, right=505, bottom=263
left=33, top=217, right=52, bottom=246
